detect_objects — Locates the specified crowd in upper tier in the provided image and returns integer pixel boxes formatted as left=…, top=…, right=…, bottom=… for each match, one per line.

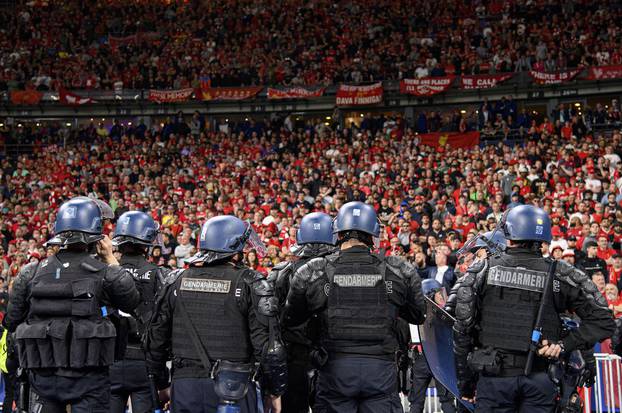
left=1, top=0, right=621, bottom=91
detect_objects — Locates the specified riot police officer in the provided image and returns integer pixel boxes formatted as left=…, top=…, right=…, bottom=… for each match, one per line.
left=110, top=211, right=168, bottom=413
left=284, top=201, right=426, bottom=413
left=5, top=197, right=141, bottom=413
left=270, top=212, right=335, bottom=413
left=145, top=215, right=287, bottom=413
left=453, top=205, right=615, bottom=412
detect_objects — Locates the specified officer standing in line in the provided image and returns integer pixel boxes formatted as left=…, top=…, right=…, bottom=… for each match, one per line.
left=453, top=205, right=615, bottom=412
left=110, top=211, right=169, bottom=413
left=5, top=197, right=141, bottom=413
left=145, top=215, right=287, bottom=413
left=269, top=212, right=336, bottom=413
left=284, top=201, right=426, bottom=413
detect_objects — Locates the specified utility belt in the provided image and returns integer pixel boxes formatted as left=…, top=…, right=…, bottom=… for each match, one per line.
left=468, top=347, right=549, bottom=377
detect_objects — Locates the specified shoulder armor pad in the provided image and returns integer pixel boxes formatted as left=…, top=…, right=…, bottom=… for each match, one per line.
left=242, top=269, right=265, bottom=284
left=290, top=257, right=326, bottom=291
left=272, top=261, right=289, bottom=271
left=555, top=260, right=586, bottom=288
left=556, top=261, right=608, bottom=307
left=80, top=256, right=108, bottom=272
left=164, top=268, right=184, bottom=286
left=20, top=261, right=41, bottom=280
left=466, top=259, right=486, bottom=274
left=386, top=255, right=415, bottom=279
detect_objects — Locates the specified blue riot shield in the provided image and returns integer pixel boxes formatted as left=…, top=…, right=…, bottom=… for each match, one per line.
left=418, top=296, right=475, bottom=412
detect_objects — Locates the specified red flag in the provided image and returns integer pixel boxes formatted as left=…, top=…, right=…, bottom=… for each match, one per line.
left=197, top=86, right=262, bottom=101
left=60, top=89, right=95, bottom=105
left=587, top=65, right=622, bottom=80
left=10, top=90, right=43, bottom=105
left=419, top=131, right=480, bottom=149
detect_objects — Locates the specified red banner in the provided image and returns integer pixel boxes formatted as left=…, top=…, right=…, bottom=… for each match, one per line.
left=336, top=83, right=383, bottom=106
left=460, top=73, right=513, bottom=89
left=60, top=89, right=95, bottom=105
left=108, top=34, right=137, bottom=50
left=529, top=69, right=581, bottom=85
left=400, top=76, right=455, bottom=96
left=148, top=88, right=194, bottom=103
left=198, top=86, right=262, bottom=101
left=587, top=65, right=622, bottom=80
left=10, top=90, right=43, bottom=105
left=419, top=131, right=480, bottom=149
left=267, top=87, right=325, bottom=100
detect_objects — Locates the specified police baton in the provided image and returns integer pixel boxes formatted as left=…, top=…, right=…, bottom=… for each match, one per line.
left=132, top=308, right=164, bottom=413
left=524, top=260, right=557, bottom=376
left=17, top=367, right=29, bottom=413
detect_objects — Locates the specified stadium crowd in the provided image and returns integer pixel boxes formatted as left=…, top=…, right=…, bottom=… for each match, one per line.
left=0, top=0, right=622, bottom=90
left=2, top=101, right=622, bottom=319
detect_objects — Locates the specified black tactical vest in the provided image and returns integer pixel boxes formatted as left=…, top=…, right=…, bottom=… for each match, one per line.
left=117, top=255, right=160, bottom=359
left=172, top=265, right=251, bottom=364
left=15, top=254, right=116, bottom=370
left=324, top=253, right=395, bottom=355
left=479, top=254, right=561, bottom=353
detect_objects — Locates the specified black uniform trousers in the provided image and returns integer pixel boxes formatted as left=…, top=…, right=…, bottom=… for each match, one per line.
left=282, top=343, right=311, bottom=413
left=28, top=370, right=110, bottom=413
left=314, top=356, right=403, bottom=413
left=408, top=353, right=464, bottom=413
left=110, top=359, right=153, bottom=413
left=475, top=372, right=557, bottom=413
left=171, top=377, right=258, bottom=413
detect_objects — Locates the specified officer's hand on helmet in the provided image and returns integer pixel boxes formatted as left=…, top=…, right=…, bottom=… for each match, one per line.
left=97, top=235, right=119, bottom=265
left=538, top=339, right=562, bottom=359
left=263, top=395, right=281, bottom=413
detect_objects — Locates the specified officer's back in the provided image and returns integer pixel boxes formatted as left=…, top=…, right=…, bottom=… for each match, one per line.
left=270, top=212, right=336, bottom=413
left=284, top=201, right=426, bottom=413
left=453, top=205, right=616, bottom=413
left=146, top=215, right=286, bottom=413
left=109, top=211, right=166, bottom=413
left=6, top=197, right=140, bottom=413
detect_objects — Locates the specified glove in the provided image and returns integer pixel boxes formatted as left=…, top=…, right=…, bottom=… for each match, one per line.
left=458, top=379, right=476, bottom=400
left=146, top=360, right=170, bottom=390
left=583, top=356, right=597, bottom=387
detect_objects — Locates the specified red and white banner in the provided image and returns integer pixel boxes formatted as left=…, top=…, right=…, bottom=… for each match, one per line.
left=267, top=86, right=325, bottom=100
left=400, top=76, right=455, bottom=96
left=587, top=65, right=622, bottom=80
left=148, top=88, right=194, bottom=103
left=60, top=89, right=95, bottom=105
left=419, top=131, right=480, bottom=149
left=336, top=83, right=383, bottom=106
left=529, top=69, right=581, bottom=85
left=460, top=73, right=513, bottom=89
left=197, top=86, right=262, bottom=101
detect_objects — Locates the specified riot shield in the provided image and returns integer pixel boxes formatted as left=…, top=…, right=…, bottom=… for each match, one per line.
left=418, top=296, right=475, bottom=412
